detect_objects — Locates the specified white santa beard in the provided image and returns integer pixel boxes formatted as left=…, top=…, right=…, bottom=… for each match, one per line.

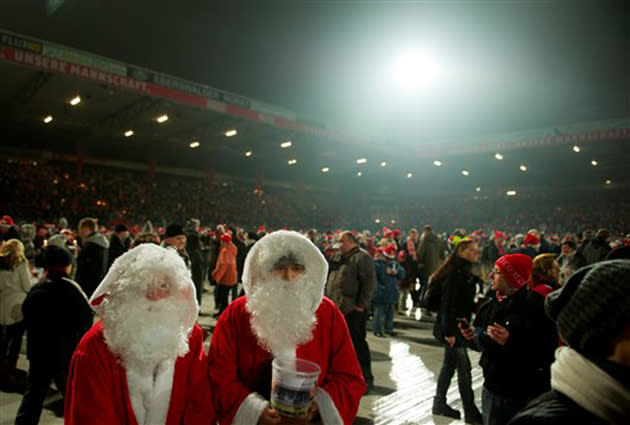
left=246, top=274, right=320, bottom=357
left=102, top=293, right=195, bottom=373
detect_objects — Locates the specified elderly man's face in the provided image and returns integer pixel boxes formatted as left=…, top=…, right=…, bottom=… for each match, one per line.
left=167, top=235, right=187, bottom=251
left=272, top=264, right=306, bottom=282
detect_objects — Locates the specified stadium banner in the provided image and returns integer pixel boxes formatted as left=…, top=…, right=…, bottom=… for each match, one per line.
left=250, top=99, right=296, bottom=121
left=0, top=46, right=148, bottom=92
left=151, top=72, right=222, bottom=100
left=0, top=32, right=42, bottom=53
left=42, top=44, right=127, bottom=76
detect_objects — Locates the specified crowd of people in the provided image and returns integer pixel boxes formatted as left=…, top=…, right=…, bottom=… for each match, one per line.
left=1, top=206, right=629, bottom=424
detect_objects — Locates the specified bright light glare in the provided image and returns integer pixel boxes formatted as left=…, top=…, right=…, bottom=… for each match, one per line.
left=476, top=187, right=481, bottom=192
left=357, top=171, right=362, bottom=176
left=225, top=129, right=237, bottom=137
left=245, top=151, right=252, bottom=157
left=495, top=153, right=504, bottom=160
left=507, top=190, right=517, bottom=196
left=281, top=141, right=292, bottom=148
left=189, top=141, right=200, bottom=148
left=392, top=49, right=440, bottom=92
left=375, top=218, right=381, bottom=224
left=157, top=114, right=168, bottom=123
left=605, top=179, right=611, bottom=185
left=407, top=172, right=413, bottom=178
left=591, top=160, right=598, bottom=166
left=69, top=95, right=81, bottom=106
left=519, top=164, right=527, bottom=171
left=381, top=161, right=387, bottom=167
left=43, top=115, right=53, bottom=124
left=356, top=158, right=367, bottom=164
left=573, top=145, right=581, bottom=153
left=288, top=159, right=297, bottom=165
left=124, top=130, right=134, bottom=137
left=462, top=170, right=470, bottom=176
left=321, top=167, right=330, bottom=173
left=433, top=160, right=442, bottom=167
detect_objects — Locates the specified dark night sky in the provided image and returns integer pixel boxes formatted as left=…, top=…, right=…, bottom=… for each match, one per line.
left=0, top=0, right=628, bottom=144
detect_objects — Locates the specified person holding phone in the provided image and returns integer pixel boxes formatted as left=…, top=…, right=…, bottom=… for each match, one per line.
left=460, top=254, right=557, bottom=425
left=430, top=238, right=483, bottom=424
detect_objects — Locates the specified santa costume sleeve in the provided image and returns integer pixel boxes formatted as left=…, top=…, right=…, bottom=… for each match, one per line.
left=208, top=305, right=268, bottom=425
left=312, top=301, right=366, bottom=425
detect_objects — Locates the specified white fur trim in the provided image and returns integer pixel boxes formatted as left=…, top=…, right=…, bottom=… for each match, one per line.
left=126, top=361, right=175, bottom=425
left=313, top=387, right=343, bottom=425
left=232, top=392, right=269, bottom=425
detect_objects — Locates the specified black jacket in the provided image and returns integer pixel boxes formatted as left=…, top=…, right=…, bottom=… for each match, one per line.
left=21, top=272, right=93, bottom=366
left=76, top=232, right=109, bottom=297
left=507, top=390, right=607, bottom=425
left=472, top=287, right=557, bottom=397
left=434, top=256, right=477, bottom=341
left=107, top=234, right=129, bottom=270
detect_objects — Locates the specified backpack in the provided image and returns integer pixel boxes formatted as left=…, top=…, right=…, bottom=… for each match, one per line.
left=420, top=276, right=443, bottom=312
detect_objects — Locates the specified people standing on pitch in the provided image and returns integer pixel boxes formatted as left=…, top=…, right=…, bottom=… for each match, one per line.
left=107, top=223, right=130, bottom=270
left=75, top=217, right=109, bottom=297
left=373, top=244, right=405, bottom=337
left=211, top=232, right=238, bottom=317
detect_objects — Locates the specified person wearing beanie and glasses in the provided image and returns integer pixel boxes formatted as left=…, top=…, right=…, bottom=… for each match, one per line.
left=162, top=223, right=191, bottom=270
left=15, top=245, right=93, bottom=424
left=460, top=254, right=557, bottom=425
left=372, top=244, right=406, bottom=337
left=509, top=260, right=630, bottom=424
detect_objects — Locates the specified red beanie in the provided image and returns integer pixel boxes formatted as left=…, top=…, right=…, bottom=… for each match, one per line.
left=495, top=254, right=533, bottom=289
left=524, top=234, right=540, bottom=246
left=383, top=244, right=397, bottom=259
left=219, top=233, right=232, bottom=243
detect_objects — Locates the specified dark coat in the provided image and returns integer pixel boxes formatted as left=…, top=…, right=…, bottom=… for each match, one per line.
left=75, top=232, right=109, bottom=297
left=471, top=287, right=557, bottom=398
left=583, top=239, right=611, bottom=265
left=507, top=390, right=607, bottom=425
left=373, top=259, right=405, bottom=305
left=21, top=272, right=93, bottom=366
left=434, top=256, right=477, bottom=341
left=107, top=233, right=129, bottom=270
left=326, top=246, right=377, bottom=315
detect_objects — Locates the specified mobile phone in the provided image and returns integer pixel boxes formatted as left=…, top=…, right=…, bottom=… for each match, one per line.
left=457, top=317, right=470, bottom=329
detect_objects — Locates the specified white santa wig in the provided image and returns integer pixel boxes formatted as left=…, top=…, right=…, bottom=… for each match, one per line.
left=89, top=243, right=198, bottom=317
left=242, top=230, right=328, bottom=313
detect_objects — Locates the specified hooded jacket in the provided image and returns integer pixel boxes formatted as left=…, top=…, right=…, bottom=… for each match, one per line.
left=76, top=232, right=109, bottom=297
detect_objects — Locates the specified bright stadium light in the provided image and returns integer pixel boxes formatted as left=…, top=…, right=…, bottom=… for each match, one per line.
left=357, top=171, right=362, bottom=177
left=189, top=141, right=200, bottom=148
left=43, top=115, right=53, bottom=124
left=462, top=170, right=470, bottom=176
left=476, top=187, right=481, bottom=192
left=519, top=164, right=527, bottom=172
left=433, top=160, right=442, bottom=167
left=281, top=141, right=292, bottom=148
left=288, top=159, right=297, bottom=165
left=156, top=114, right=168, bottom=123
left=321, top=167, right=330, bottom=173
left=605, top=179, right=611, bottom=185
left=391, top=49, right=440, bottom=92
left=407, top=172, right=413, bottom=178
left=356, top=158, right=367, bottom=164
left=591, top=160, right=598, bottom=166
left=124, top=130, right=134, bottom=137
left=375, top=218, right=381, bottom=224
left=495, top=153, right=504, bottom=160
left=381, top=161, right=387, bottom=167
left=573, top=145, right=581, bottom=153
left=245, top=151, right=252, bottom=157
left=507, top=190, right=517, bottom=196
left=69, top=95, right=81, bottom=106
left=225, top=129, right=237, bottom=137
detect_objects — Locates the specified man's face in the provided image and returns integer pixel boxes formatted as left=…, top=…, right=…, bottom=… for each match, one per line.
left=167, top=235, right=187, bottom=250
left=491, top=267, right=510, bottom=293
left=79, top=226, right=92, bottom=240
left=272, top=264, right=306, bottom=282
left=339, top=235, right=354, bottom=254
left=118, top=231, right=130, bottom=240
left=561, top=244, right=574, bottom=256
left=459, top=243, right=480, bottom=263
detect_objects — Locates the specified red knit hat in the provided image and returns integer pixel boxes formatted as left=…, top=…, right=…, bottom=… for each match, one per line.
left=383, top=244, right=397, bottom=259
left=524, top=234, right=540, bottom=246
left=1, top=215, right=15, bottom=225
left=495, top=254, right=533, bottom=289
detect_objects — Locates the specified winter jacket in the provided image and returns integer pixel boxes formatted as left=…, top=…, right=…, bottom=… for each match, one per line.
left=583, top=239, right=611, bottom=265
left=0, top=261, right=32, bottom=325
left=471, top=287, right=557, bottom=398
left=75, top=232, right=109, bottom=297
left=508, top=390, right=606, bottom=425
left=417, top=232, right=445, bottom=276
left=373, top=259, right=405, bottom=305
left=326, top=246, right=377, bottom=315
left=434, top=256, right=477, bottom=341
left=107, top=234, right=129, bottom=270
left=21, top=272, right=93, bottom=365
left=212, top=242, right=238, bottom=287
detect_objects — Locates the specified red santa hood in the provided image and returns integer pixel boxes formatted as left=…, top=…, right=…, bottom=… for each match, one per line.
left=89, top=244, right=198, bottom=321
left=241, top=230, right=328, bottom=310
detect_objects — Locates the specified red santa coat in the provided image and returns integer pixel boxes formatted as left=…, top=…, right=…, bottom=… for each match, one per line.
left=208, top=296, right=365, bottom=425
left=64, top=321, right=215, bottom=425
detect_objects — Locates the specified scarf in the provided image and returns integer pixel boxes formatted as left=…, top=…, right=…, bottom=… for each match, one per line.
left=551, top=347, right=630, bottom=424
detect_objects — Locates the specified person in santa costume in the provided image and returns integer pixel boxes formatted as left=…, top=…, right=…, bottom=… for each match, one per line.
left=64, top=243, right=215, bottom=425
left=208, top=230, right=365, bottom=425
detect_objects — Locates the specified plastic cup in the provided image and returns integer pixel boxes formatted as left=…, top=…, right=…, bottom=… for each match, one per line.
left=270, top=357, right=321, bottom=418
